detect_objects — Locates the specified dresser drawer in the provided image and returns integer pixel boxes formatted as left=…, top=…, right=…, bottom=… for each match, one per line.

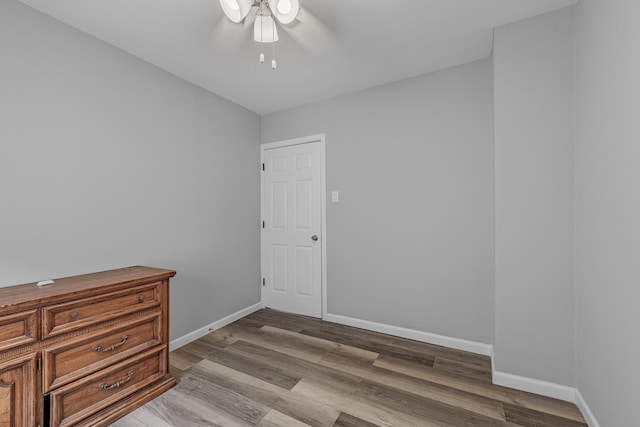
left=43, top=313, right=162, bottom=392
left=50, top=347, right=167, bottom=427
left=42, top=282, right=160, bottom=338
left=0, top=309, right=38, bottom=352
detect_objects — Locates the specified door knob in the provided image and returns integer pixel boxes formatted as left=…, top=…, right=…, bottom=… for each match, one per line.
left=311, top=235, right=319, bottom=241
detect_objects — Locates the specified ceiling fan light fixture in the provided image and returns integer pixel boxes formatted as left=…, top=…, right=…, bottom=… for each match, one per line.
left=271, top=0, right=299, bottom=25
left=254, top=15, right=279, bottom=43
left=277, top=0, right=291, bottom=14
left=219, top=0, right=300, bottom=68
left=219, top=0, right=253, bottom=23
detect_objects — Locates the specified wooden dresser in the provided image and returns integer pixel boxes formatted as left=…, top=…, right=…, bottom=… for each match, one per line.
left=0, top=266, right=176, bottom=427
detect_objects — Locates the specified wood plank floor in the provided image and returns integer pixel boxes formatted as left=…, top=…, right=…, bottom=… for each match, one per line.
left=111, top=309, right=587, bottom=427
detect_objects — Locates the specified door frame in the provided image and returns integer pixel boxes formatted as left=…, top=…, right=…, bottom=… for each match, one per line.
left=260, top=134, right=327, bottom=319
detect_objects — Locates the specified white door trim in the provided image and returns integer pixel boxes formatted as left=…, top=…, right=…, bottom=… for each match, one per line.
left=261, top=134, right=327, bottom=319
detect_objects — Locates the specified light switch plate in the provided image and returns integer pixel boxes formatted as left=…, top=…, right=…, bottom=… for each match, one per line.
left=331, top=191, right=339, bottom=202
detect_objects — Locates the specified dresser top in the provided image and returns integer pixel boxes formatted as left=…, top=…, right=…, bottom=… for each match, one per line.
left=0, top=266, right=176, bottom=311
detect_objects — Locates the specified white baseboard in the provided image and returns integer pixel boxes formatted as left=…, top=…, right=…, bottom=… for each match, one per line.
left=490, top=351, right=598, bottom=425
left=491, top=369, right=577, bottom=402
left=492, top=371, right=601, bottom=426
left=575, top=390, right=600, bottom=427
left=323, top=313, right=492, bottom=356
left=169, top=302, right=263, bottom=351
left=490, top=347, right=577, bottom=403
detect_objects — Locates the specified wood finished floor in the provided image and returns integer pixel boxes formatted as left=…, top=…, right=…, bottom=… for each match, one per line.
left=111, top=309, right=587, bottom=427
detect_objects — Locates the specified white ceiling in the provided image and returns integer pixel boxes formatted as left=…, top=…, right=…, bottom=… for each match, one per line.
left=19, top=0, right=576, bottom=115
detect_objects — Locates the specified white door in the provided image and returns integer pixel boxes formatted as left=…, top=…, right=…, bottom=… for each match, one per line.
left=262, top=140, right=323, bottom=318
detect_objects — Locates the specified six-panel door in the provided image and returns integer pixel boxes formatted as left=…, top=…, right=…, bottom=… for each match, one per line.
left=262, top=141, right=322, bottom=317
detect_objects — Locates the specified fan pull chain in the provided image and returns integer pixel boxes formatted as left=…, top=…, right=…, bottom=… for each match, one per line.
left=259, top=1, right=265, bottom=63
left=272, top=20, right=277, bottom=70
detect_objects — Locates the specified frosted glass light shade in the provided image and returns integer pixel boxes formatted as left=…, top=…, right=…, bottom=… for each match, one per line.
left=220, top=0, right=253, bottom=23
left=271, top=0, right=299, bottom=25
left=277, top=0, right=291, bottom=14
left=254, top=15, right=279, bottom=42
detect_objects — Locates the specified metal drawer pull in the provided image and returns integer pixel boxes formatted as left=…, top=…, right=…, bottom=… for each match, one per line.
left=138, top=294, right=145, bottom=302
left=98, top=370, right=134, bottom=391
left=70, top=311, right=79, bottom=320
left=93, top=335, right=129, bottom=353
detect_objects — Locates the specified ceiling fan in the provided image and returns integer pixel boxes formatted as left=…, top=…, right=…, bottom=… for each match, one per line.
left=219, top=0, right=300, bottom=69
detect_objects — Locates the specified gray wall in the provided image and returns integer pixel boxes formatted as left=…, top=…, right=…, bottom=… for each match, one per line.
left=493, top=8, right=575, bottom=386
left=262, top=60, right=494, bottom=345
left=0, top=1, right=261, bottom=340
left=575, top=0, right=640, bottom=425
